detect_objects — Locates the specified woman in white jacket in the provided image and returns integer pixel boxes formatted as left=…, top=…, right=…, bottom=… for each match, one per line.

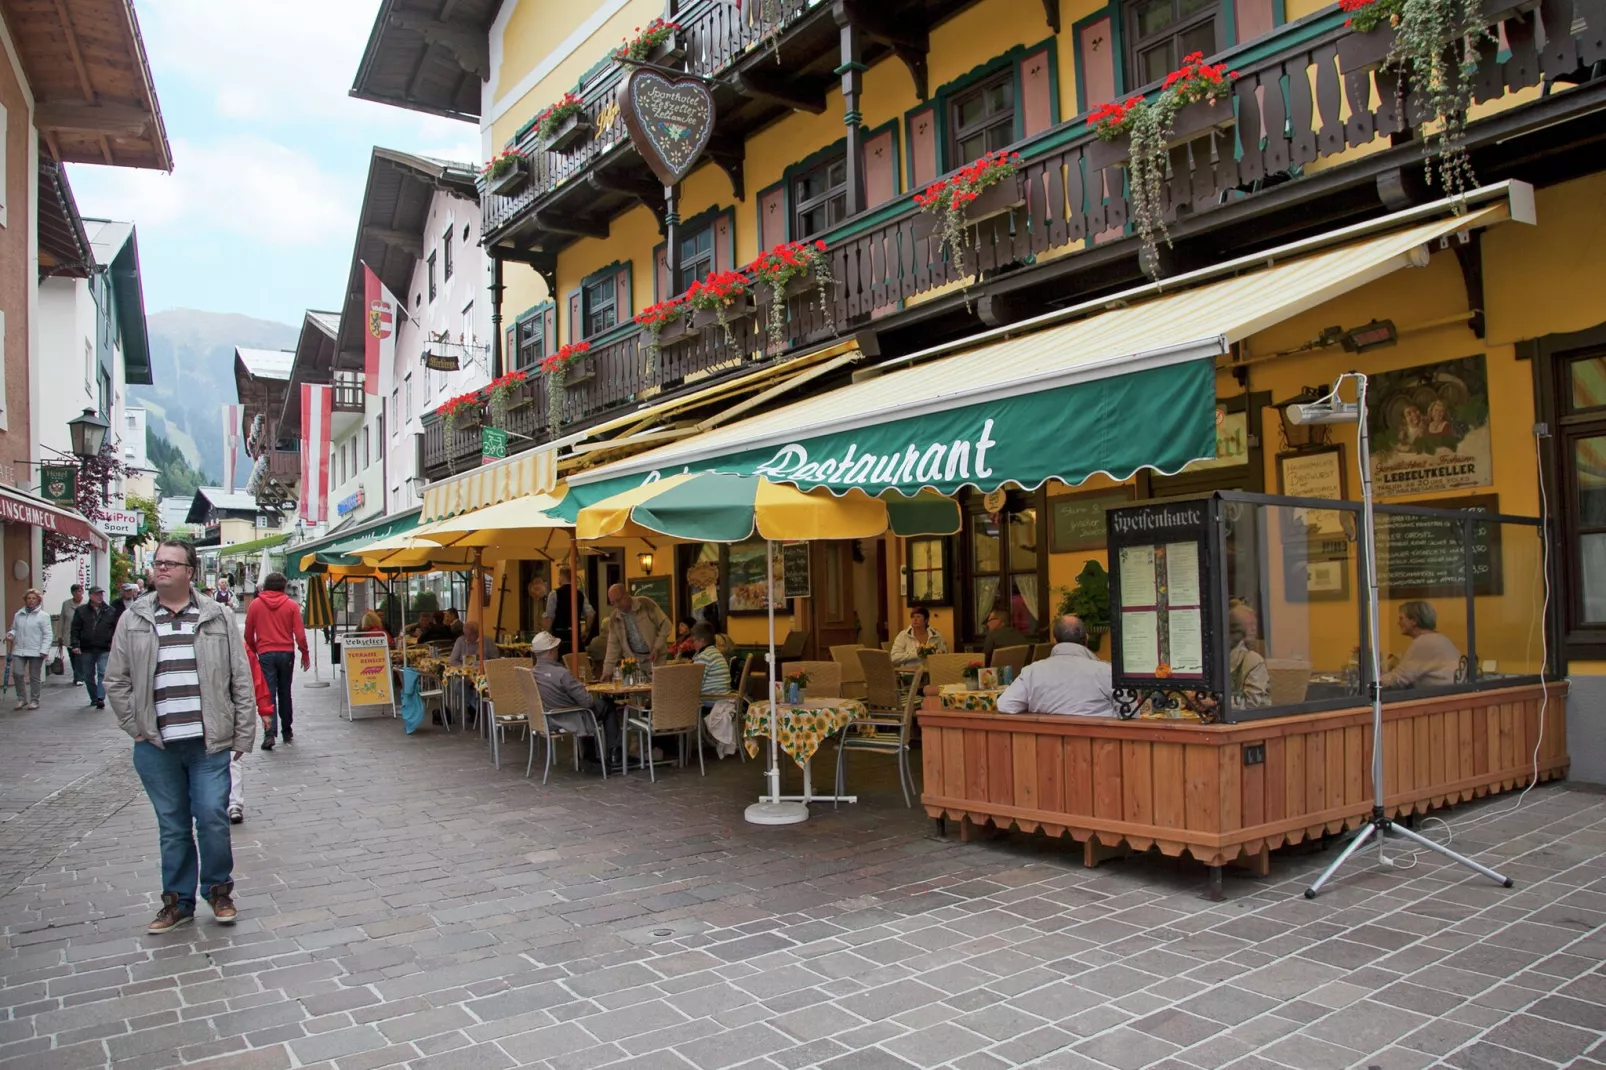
left=8, top=589, right=53, bottom=709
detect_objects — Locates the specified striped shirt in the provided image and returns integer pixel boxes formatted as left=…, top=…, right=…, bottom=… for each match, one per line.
left=694, top=645, right=731, bottom=696
left=153, top=597, right=205, bottom=742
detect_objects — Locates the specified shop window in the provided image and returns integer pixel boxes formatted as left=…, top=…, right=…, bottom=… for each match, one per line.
left=675, top=225, right=715, bottom=293
left=1125, top=0, right=1222, bottom=88
left=964, top=492, right=1046, bottom=642
left=949, top=69, right=1015, bottom=167
left=905, top=536, right=950, bottom=605
left=793, top=153, right=848, bottom=240
left=583, top=276, right=617, bottom=337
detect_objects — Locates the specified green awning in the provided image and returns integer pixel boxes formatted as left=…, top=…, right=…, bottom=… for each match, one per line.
left=286, top=509, right=424, bottom=579
left=218, top=532, right=291, bottom=559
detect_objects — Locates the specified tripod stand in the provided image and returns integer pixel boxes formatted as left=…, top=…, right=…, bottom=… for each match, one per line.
left=1293, top=373, right=1513, bottom=899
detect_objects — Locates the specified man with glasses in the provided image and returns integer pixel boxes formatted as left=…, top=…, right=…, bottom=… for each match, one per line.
left=105, top=540, right=257, bottom=934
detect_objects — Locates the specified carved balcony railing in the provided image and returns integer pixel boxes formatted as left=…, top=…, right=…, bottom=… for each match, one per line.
left=332, top=373, right=365, bottom=413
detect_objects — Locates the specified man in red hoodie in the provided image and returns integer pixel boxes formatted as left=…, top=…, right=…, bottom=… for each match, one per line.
left=243, top=572, right=308, bottom=750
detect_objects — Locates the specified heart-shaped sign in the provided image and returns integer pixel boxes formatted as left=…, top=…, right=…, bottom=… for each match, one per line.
left=621, top=69, right=716, bottom=188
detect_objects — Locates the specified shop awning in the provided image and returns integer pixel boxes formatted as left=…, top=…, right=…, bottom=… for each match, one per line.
left=218, top=532, right=290, bottom=559
left=0, top=487, right=107, bottom=550
left=562, top=194, right=1522, bottom=510
left=421, top=448, right=558, bottom=522
left=289, top=508, right=424, bottom=577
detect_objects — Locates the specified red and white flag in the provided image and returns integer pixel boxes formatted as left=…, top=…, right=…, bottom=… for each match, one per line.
left=362, top=262, right=398, bottom=395
left=299, top=384, right=333, bottom=524
left=222, top=404, right=240, bottom=492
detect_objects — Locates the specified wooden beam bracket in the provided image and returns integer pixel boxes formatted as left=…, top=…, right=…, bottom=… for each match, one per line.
left=34, top=101, right=150, bottom=136
left=1449, top=227, right=1487, bottom=339
left=389, top=13, right=491, bottom=80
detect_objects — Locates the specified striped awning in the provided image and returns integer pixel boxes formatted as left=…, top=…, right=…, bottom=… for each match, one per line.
left=421, top=447, right=557, bottom=522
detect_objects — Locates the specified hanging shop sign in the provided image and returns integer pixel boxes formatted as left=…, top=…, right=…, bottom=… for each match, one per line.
left=100, top=509, right=142, bottom=537
left=423, top=351, right=461, bottom=372
left=620, top=68, right=715, bottom=187
left=481, top=426, right=509, bottom=466
left=40, top=466, right=77, bottom=507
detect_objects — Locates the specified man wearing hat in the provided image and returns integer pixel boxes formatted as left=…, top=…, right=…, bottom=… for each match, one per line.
left=112, top=582, right=141, bottom=630
left=531, top=632, right=620, bottom=768
left=70, top=585, right=119, bottom=709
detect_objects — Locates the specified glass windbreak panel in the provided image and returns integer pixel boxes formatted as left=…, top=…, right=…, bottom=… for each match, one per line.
left=1474, top=521, right=1546, bottom=679
left=1226, top=501, right=1364, bottom=715
left=1571, top=356, right=1606, bottom=411
left=1375, top=513, right=1472, bottom=691
left=972, top=514, right=1001, bottom=573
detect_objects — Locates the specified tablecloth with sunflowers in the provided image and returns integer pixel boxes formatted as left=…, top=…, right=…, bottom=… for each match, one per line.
left=744, top=699, right=866, bottom=768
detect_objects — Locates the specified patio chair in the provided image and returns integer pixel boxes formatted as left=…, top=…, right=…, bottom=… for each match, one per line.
left=857, top=648, right=903, bottom=716
left=990, top=644, right=1030, bottom=678
left=1030, top=643, right=1053, bottom=664
left=563, top=652, right=592, bottom=682
left=783, top=660, right=842, bottom=698
left=1267, top=660, right=1312, bottom=706
left=624, top=663, right=706, bottom=780
left=482, top=659, right=538, bottom=770
left=830, top=644, right=869, bottom=700
left=923, top=653, right=974, bottom=688
left=701, top=653, right=752, bottom=762
left=778, top=629, right=807, bottom=659
left=513, top=666, right=601, bottom=784
left=836, top=666, right=926, bottom=808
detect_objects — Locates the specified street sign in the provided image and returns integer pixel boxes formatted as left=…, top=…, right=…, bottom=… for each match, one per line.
left=100, top=509, right=141, bottom=537
left=481, top=427, right=508, bottom=466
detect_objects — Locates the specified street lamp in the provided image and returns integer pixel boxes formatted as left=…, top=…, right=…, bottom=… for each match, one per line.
left=68, top=408, right=110, bottom=459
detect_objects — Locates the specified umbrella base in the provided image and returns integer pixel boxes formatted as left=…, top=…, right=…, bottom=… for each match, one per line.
left=745, top=800, right=810, bottom=825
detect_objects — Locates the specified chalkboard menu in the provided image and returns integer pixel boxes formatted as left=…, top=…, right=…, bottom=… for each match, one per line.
left=781, top=543, right=810, bottom=599
left=1050, top=489, right=1132, bottom=552
left=1377, top=494, right=1503, bottom=599
left=629, top=577, right=671, bottom=618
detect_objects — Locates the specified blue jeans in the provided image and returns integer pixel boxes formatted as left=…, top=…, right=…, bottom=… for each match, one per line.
left=80, top=650, right=109, bottom=704
left=132, top=739, right=234, bottom=911
left=257, top=651, right=295, bottom=739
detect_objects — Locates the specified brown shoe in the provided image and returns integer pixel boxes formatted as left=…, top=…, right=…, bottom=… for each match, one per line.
left=207, top=883, right=237, bottom=924
left=148, top=894, right=193, bottom=934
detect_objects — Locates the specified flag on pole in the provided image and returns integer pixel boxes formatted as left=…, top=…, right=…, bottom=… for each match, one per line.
left=299, top=384, right=333, bottom=524
left=222, top=404, right=240, bottom=493
left=362, top=262, right=398, bottom=395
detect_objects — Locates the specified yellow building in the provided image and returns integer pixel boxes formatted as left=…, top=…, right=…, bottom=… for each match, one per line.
left=354, top=0, right=1606, bottom=779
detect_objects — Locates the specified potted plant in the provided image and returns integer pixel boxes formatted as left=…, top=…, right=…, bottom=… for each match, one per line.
left=1056, top=560, right=1111, bottom=652
left=540, top=341, right=591, bottom=435
left=615, top=18, right=684, bottom=65
left=913, top=149, right=1022, bottom=281
left=618, top=656, right=639, bottom=684
left=484, top=369, right=529, bottom=429
left=784, top=667, right=810, bottom=704
left=1384, top=0, right=1492, bottom=201
left=482, top=149, right=532, bottom=197
left=685, top=269, right=754, bottom=349
left=747, top=239, right=834, bottom=351
left=635, top=296, right=689, bottom=374
left=438, top=392, right=483, bottom=474
left=537, top=92, right=589, bottom=154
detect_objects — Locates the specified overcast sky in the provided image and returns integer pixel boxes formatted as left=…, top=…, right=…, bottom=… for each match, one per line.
left=66, top=0, right=480, bottom=327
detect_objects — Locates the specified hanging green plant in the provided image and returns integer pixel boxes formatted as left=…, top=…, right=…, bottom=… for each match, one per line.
left=746, top=239, right=834, bottom=352
left=541, top=341, right=590, bottom=436
left=1382, top=0, right=1490, bottom=203
left=913, top=150, right=1021, bottom=283
left=437, top=392, right=482, bottom=474
left=750, top=0, right=787, bottom=62
left=684, top=269, right=752, bottom=350
left=484, top=370, right=529, bottom=428
left=633, top=297, right=685, bottom=377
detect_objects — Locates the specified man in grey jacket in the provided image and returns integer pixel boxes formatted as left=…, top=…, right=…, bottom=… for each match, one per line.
left=105, top=539, right=257, bottom=935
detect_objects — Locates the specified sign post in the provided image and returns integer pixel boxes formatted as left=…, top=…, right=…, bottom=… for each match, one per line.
left=339, top=634, right=395, bottom=720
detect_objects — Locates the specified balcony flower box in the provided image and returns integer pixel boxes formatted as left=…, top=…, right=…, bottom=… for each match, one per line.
left=559, top=352, right=596, bottom=383
left=487, top=155, right=532, bottom=197
left=1335, top=21, right=1396, bottom=73
left=691, top=294, right=755, bottom=332
left=649, top=31, right=687, bottom=67
left=655, top=313, right=698, bottom=345
left=966, top=173, right=1028, bottom=225
left=1169, top=94, right=1236, bottom=143
left=543, top=113, right=592, bottom=154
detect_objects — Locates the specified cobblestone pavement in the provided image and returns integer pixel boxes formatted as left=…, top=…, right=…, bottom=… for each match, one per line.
left=1, top=660, right=1603, bottom=1070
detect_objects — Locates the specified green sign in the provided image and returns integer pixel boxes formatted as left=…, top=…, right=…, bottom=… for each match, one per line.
left=40, top=465, right=76, bottom=506
left=481, top=427, right=508, bottom=465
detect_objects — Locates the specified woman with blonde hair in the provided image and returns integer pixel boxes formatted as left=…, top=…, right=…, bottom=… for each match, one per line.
left=7, top=589, right=52, bottom=709
left=359, top=609, right=392, bottom=645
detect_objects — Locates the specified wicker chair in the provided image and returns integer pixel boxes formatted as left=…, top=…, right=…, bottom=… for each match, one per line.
left=1030, top=643, right=1053, bottom=664
left=830, top=644, right=869, bottom=700
left=836, top=667, right=926, bottom=807
left=482, top=659, right=536, bottom=770
left=513, top=666, right=599, bottom=784
left=777, top=629, right=807, bottom=659
left=857, top=648, right=903, bottom=716
left=563, top=652, right=592, bottom=683
left=989, top=644, right=1030, bottom=677
left=923, top=653, right=975, bottom=688
left=1266, top=660, right=1313, bottom=706
left=624, top=662, right=706, bottom=780
left=702, top=653, right=752, bottom=762
left=783, top=660, right=842, bottom=698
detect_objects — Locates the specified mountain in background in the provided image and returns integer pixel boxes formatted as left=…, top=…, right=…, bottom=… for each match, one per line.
left=147, top=428, right=210, bottom=499
left=132, top=308, right=298, bottom=479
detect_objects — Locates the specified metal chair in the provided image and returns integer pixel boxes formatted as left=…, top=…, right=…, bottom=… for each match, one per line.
left=923, top=653, right=974, bottom=688
left=836, top=667, right=925, bottom=807
left=857, top=648, right=903, bottom=716
left=830, top=644, right=870, bottom=700
left=624, top=663, right=706, bottom=780
left=783, top=660, right=842, bottom=698
left=482, top=659, right=536, bottom=770
left=513, top=666, right=600, bottom=784
left=989, top=644, right=1030, bottom=678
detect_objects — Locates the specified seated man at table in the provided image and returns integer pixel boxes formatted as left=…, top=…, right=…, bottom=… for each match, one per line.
left=982, top=608, right=1029, bottom=664
left=442, top=608, right=465, bottom=638
left=997, top=615, right=1115, bottom=717
left=449, top=619, right=499, bottom=666
left=1228, top=605, right=1271, bottom=709
left=530, top=632, right=619, bottom=762
left=690, top=623, right=731, bottom=696
left=1381, top=600, right=1461, bottom=688
left=419, top=612, right=456, bottom=645
left=601, top=583, right=670, bottom=678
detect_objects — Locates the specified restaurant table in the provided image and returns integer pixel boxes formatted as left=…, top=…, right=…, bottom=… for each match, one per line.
left=579, top=681, right=652, bottom=772
left=938, top=688, right=1006, bottom=712
left=745, top=698, right=866, bottom=805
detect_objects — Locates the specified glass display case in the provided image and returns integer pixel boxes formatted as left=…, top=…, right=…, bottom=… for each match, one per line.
left=1106, top=492, right=1549, bottom=723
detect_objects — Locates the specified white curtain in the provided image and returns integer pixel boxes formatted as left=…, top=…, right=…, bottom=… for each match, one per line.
left=973, top=577, right=999, bottom=631
left=1014, top=573, right=1040, bottom=632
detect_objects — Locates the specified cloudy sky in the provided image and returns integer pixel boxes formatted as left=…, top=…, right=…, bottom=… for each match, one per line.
left=66, top=0, right=480, bottom=327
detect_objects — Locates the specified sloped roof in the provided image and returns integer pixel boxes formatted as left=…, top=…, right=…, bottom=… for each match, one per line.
left=186, top=485, right=261, bottom=524
left=350, top=0, right=502, bottom=123
left=236, top=347, right=294, bottom=380
left=38, top=152, right=92, bottom=278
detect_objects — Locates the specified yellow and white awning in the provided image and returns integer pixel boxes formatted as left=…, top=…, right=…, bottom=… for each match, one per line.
left=421, top=447, right=558, bottom=522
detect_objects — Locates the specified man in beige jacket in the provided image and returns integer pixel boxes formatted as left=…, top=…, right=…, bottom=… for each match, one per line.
left=105, top=539, right=257, bottom=935
left=600, top=584, right=670, bottom=678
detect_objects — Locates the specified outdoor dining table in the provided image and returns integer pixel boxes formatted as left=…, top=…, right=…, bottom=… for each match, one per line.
left=745, top=698, right=866, bottom=805
left=938, top=688, right=1006, bottom=712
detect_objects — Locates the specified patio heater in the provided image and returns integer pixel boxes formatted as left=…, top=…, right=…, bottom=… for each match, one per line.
left=1292, top=373, right=1512, bottom=898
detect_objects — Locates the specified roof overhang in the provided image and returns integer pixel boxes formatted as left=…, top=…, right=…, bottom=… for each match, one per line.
left=277, top=311, right=343, bottom=437
left=37, top=148, right=92, bottom=278
left=349, top=0, right=502, bottom=123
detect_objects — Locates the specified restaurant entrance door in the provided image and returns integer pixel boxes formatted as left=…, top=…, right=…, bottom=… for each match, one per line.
left=810, top=540, right=861, bottom=655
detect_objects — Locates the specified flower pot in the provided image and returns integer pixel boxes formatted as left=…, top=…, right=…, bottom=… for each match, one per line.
left=1336, top=23, right=1394, bottom=73
left=488, top=158, right=530, bottom=197
left=690, top=294, right=755, bottom=331
left=965, top=174, right=1027, bottom=225
left=542, top=113, right=592, bottom=154
left=557, top=355, right=594, bottom=384
left=648, top=31, right=686, bottom=67
left=1169, top=95, right=1236, bottom=145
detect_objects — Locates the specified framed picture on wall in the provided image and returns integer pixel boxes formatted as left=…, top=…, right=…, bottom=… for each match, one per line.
left=727, top=541, right=787, bottom=615
left=1277, top=446, right=1348, bottom=537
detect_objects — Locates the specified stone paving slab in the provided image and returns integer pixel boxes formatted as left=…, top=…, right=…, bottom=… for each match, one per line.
left=0, top=660, right=1602, bottom=1069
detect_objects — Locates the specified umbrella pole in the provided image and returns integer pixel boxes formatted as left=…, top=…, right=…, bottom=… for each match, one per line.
left=569, top=539, right=579, bottom=662
left=745, top=539, right=807, bottom=826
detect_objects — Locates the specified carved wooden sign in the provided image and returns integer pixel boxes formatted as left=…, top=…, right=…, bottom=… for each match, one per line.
left=620, top=68, right=715, bottom=187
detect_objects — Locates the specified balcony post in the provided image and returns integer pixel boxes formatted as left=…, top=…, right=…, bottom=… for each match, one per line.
left=490, top=257, right=505, bottom=379
left=835, top=14, right=866, bottom=218
left=665, top=183, right=680, bottom=285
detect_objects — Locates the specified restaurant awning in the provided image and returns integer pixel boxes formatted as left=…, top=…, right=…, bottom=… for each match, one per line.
left=289, top=508, right=424, bottom=577
left=0, top=486, right=107, bottom=551
left=218, top=532, right=291, bottom=559
left=561, top=192, right=1524, bottom=511
left=421, top=448, right=557, bottom=522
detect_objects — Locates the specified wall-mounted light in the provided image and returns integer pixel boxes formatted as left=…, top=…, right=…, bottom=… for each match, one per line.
left=637, top=551, right=654, bottom=575
left=1341, top=319, right=1398, bottom=353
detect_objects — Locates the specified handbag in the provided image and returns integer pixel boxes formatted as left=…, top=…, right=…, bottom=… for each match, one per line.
left=48, top=646, right=66, bottom=676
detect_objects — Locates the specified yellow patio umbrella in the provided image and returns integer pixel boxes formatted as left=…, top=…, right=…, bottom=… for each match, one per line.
left=418, top=489, right=573, bottom=549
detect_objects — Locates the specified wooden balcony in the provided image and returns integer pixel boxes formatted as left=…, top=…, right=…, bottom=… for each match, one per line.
left=332, top=374, right=365, bottom=413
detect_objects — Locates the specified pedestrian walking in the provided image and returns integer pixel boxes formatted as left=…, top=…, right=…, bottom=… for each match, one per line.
left=230, top=648, right=275, bottom=824
left=7, top=589, right=52, bottom=709
left=113, top=582, right=141, bottom=629
left=243, top=571, right=307, bottom=750
left=104, top=539, right=256, bottom=934
left=57, top=583, right=84, bottom=684
left=70, top=586, right=118, bottom=709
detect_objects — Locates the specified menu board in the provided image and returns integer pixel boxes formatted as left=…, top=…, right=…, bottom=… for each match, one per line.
left=629, top=577, right=671, bottom=618
left=1050, top=489, right=1131, bottom=552
left=1377, top=494, right=1503, bottom=598
left=340, top=634, right=395, bottom=719
left=1107, top=499, right=1215, bottom=689
left=781, top=542, right=811, bottom=599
